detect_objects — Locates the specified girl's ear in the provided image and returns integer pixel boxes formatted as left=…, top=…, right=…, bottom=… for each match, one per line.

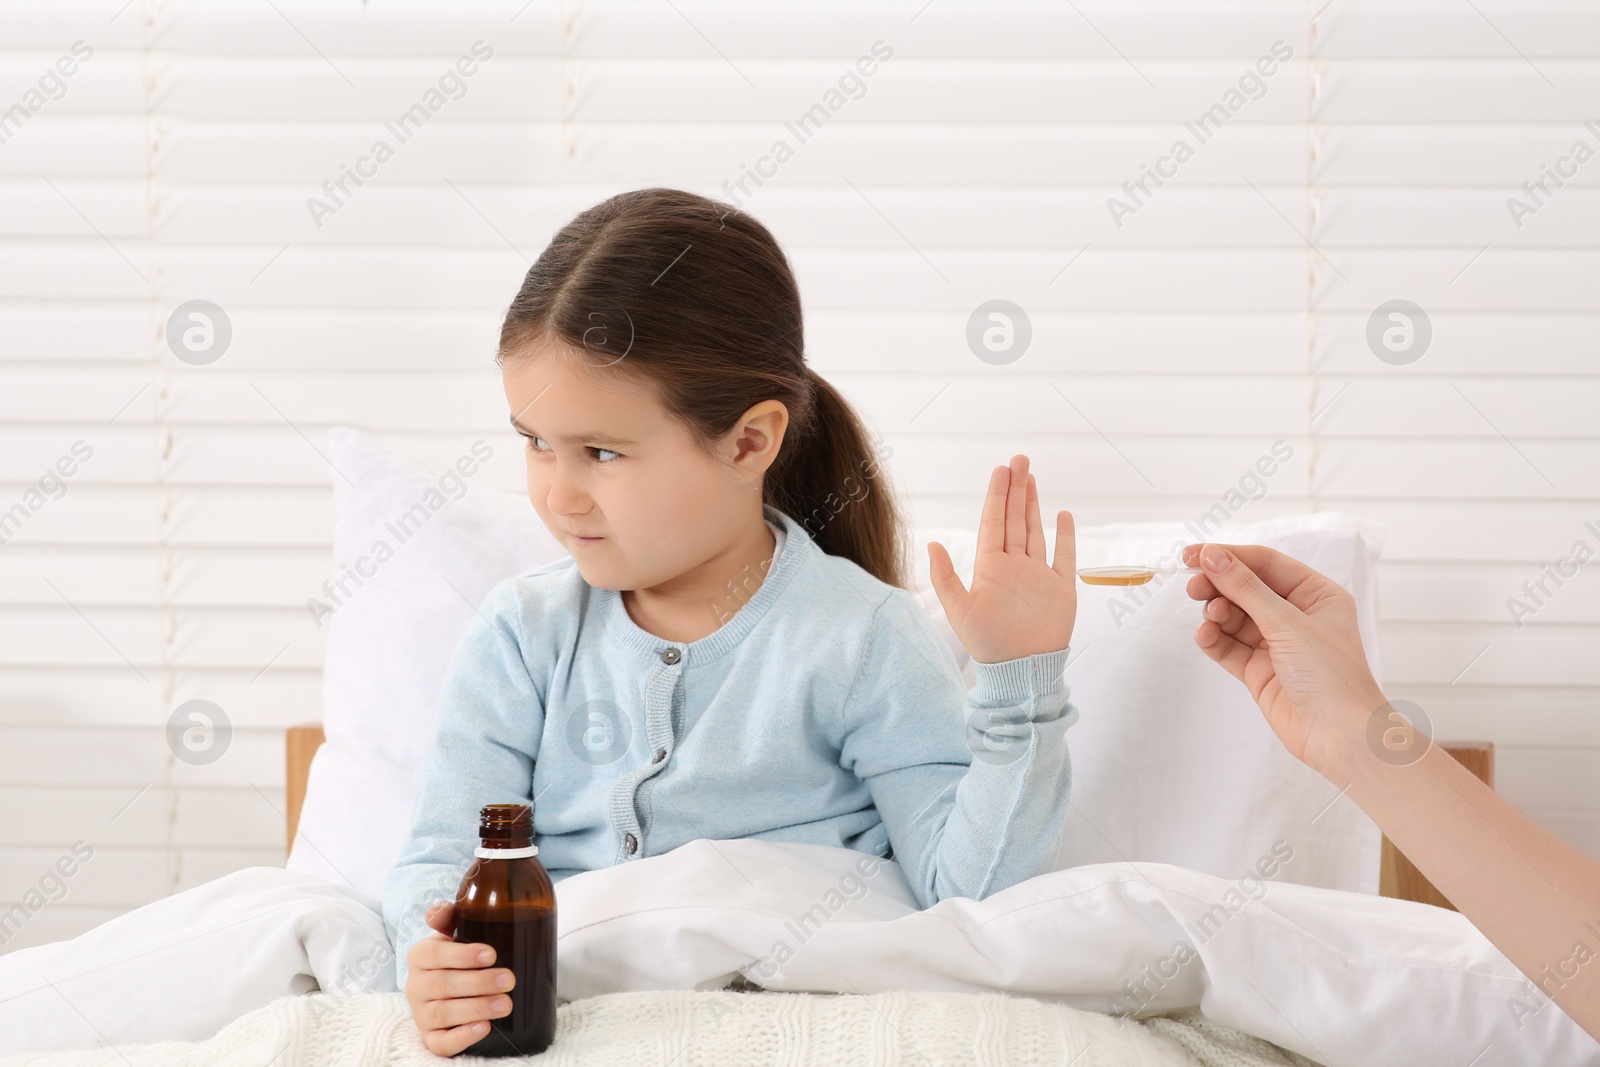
left=724, top=399, right=789, bottom=478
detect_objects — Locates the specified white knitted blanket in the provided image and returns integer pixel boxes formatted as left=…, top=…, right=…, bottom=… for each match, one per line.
left=0, top=988, right=1320, bottom=1067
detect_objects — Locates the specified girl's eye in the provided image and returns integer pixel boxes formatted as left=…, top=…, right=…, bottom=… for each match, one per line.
left=523, top=436, right=620, bottom=464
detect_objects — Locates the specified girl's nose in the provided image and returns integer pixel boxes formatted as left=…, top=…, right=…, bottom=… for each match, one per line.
left=545, top=470, right=591, bottom=515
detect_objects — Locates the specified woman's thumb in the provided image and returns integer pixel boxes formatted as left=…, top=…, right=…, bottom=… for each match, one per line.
left=1199, top=544, right=1299, bottom=639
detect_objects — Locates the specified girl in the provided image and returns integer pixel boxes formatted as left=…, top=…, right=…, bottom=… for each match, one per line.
left=382, top=187, right=1081, bottom=1056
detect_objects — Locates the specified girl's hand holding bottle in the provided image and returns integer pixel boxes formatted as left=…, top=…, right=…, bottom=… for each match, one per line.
left=411, top=802, right=556, bottom=1059
left=927, top=454, right=1077, bottom=664
left=404, top=900, right=516, bottom=1057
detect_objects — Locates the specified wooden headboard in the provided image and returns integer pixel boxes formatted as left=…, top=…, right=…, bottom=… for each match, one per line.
left=283, top=723, right=1493, bottom=910
left=285, top=723, right=325, bottom=856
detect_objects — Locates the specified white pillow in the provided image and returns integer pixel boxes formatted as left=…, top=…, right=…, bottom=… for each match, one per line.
left=294, top=429, right=1382, bottom=898
left=287, top=429, right=565, bottom=893
left=908, top=513, right=1385, bottom=893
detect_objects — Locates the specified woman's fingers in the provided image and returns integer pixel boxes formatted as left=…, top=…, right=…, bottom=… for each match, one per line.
left=1182, top=542, right=1324, bottom=613
left=1188, top=544, right=1305, bottom=645
left=1185, top=570, right=1221, bottom=603
left=1193, top=616, right=1257, bottom=686
left=1205, top=595, right=1263, bottom=650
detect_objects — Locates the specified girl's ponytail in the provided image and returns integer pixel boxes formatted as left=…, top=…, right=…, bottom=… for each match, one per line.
left=766, top=368, right=908, bottom=590
left=497, top=187, right=908, bottom=589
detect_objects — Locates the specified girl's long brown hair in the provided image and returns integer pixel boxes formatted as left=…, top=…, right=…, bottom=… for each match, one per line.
left=496, top=187, right=908, bottom=589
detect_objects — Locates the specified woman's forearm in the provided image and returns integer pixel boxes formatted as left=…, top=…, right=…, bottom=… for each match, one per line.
left=1180, top=541, right=1600, bottom=1039
left=1324, top=721, right=1600, bottom=1040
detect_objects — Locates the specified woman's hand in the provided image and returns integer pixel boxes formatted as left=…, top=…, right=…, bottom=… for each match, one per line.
left=1182, top=542, right=1387, bottom=774
left=928, top=454, right=1076, bottom=663
left=1186, top=543, right=1600, bottom=1047
left=404, top=900, right=516, bottom=1057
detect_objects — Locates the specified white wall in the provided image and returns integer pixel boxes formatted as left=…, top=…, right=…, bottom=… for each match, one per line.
left=3, top=0, right=1597, bottom=950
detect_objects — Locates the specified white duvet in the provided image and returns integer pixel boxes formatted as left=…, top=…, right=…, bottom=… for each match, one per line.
left=0, top=840, right=1593, bottom=1066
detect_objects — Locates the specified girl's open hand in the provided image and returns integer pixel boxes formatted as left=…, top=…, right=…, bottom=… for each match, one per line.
left=927, top=454, right=1076, bottom=664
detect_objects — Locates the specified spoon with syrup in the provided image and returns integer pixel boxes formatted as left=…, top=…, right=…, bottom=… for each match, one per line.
left=1076, top=565, right=1203, bottom=587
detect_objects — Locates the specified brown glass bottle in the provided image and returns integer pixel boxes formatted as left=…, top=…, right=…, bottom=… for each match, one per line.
left=453, top=802, right=557, bottom=1057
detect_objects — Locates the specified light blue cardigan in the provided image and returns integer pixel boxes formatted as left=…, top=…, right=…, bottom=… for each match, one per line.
left=383, top=504, right=1077, bottom=987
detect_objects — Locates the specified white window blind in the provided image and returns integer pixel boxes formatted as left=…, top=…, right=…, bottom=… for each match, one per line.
left=1309, top=1, right=1600, bottom=860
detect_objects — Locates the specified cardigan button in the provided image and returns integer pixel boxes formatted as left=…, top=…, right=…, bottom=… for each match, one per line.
left=623, top=833, right=638, bottom=855
left=660, top=647, right=681, bottom=665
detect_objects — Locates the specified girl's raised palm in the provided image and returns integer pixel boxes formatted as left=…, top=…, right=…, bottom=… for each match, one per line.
left=927, top=455, right=1076, bottom=664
